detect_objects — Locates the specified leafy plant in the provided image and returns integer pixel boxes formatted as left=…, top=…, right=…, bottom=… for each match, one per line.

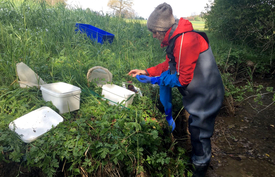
left=204, top=0, right=275, bottom=65
left=1, top=0, right=274, bottom=176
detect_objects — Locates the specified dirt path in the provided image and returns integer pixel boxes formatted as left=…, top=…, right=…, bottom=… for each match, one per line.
left=206, top=79, right=275, bottom=177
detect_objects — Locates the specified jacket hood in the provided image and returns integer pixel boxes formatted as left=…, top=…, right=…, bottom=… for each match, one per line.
left=161, top=18, right=193, bottom=47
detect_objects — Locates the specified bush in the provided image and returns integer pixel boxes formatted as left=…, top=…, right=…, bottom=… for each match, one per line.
left=204, top=0, right=275, bottom=65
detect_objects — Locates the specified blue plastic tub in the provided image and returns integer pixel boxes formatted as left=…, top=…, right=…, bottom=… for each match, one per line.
left=75, top=23, right=115, bottom=44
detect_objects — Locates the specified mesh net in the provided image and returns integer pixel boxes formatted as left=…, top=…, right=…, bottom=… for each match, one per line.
left=86, top=66, right=112, bottom=87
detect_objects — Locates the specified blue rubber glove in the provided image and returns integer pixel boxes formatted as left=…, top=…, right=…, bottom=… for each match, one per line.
left=136, top=75, right=160, bottom=85
left=136, top=75, right=151, bottom=83
left=165, top=108, right=176, bottom=132
left=151, top=76, right=160, bottom=85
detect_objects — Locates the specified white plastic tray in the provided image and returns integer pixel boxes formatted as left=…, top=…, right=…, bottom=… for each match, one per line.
left=9, top=106, right=64, bottom=143
left=40, top=82, right=81, bottom=98
left=40, top=82, right=81, bottom=114
left=102, top=84, right=135, bottom=107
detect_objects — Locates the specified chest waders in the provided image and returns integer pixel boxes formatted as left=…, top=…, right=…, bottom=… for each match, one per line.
left=166, top=31, right=225, bottom=166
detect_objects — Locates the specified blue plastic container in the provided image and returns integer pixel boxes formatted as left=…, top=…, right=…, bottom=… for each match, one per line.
left=75, top=23, right=115, bottom=44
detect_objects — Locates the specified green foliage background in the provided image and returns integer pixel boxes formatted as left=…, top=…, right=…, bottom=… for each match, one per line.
left=204, top=0, right=275, bottom=65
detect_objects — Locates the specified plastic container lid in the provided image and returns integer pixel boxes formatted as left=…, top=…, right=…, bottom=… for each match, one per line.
left=9, top=106, right=63, bottom=143
left=16, top=62, right=46, bottom=88
left=87, top=66, right=112, bottom=87
left=40, top=82, right=81, bottom=98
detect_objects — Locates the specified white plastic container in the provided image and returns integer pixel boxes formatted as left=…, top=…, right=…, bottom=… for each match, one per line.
left=102, top=84, right=135, bottom=107
left=9, top=106, right=63, bottom=143
left=40, top=82, right=81, bottom=114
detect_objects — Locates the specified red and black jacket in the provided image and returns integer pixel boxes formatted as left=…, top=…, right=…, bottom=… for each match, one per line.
left=145, top=18, right=209, bottom=86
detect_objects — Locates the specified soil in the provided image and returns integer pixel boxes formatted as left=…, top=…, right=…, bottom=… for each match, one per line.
left=1, top=78, right=275, bottom=177
left=208, top=94, right=275, bottom=175
left=205, top=77, right=275, bottom=177
left=172, top=77, right=275, bottom=177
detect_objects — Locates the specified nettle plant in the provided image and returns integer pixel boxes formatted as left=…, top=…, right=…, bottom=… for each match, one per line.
left=0, top=85, right=189, bottom=177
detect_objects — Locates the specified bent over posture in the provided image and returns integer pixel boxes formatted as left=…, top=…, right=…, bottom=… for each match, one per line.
left=128, top=3, right=224, bottom=177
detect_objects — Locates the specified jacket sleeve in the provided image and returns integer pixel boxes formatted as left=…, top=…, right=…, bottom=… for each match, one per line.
left=174, top=32, right=209, bottom=86
left=145, top=58, right=169, bottom=77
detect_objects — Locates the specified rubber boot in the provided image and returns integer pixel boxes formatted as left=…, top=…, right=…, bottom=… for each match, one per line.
left=192, top=164, right=209, bottom=177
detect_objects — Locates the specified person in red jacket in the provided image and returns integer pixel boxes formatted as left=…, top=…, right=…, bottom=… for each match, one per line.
left=128, top=3, right=224, bottom=177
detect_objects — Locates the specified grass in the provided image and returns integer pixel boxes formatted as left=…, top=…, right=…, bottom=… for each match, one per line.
left=0, top=1, right=190, bottom=176
left=190, top=21, right=206, bottom=31
left=1, top=1, right=271, bottom=176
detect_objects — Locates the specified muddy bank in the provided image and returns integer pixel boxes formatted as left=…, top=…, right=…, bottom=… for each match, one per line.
left=207, top=78, right=275, bottom=177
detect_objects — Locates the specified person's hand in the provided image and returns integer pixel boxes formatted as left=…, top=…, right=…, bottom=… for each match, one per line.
left=136, top=75, right=151, bottom=83
left=136, top=75, right=160, bottom=84
left=128, top=69, right=146, bottom=77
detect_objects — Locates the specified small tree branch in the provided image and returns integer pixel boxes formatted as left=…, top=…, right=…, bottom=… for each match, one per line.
left=257, top=101, right=275, bottom=114
left=242, top=92, right=275, bottom=102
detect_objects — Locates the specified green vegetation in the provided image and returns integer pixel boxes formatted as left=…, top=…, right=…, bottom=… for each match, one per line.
left=0, top=0, right=274, bottom=176
left=204, top=0, right=275, bottom=65
left=0, top=0, right=190, bottom=176
left=190, top=21, right=205, bottom=31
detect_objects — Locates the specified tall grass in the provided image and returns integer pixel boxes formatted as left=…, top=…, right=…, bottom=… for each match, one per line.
left=0, top=1, right=191, bottom=176
left=0, top=0, right=164, bottom=87
left=190, top=21, right=206, bottom=31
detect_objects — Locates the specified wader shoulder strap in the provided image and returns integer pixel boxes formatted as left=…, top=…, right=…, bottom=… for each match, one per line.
left=166, top=31, right=209, bottom=62
left=195, top=31, right=209, bottom=44
left=166, top=33, right=183, bottom=62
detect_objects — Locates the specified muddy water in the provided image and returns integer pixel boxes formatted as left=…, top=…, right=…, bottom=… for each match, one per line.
left=207, top=79, right=275, bottom=177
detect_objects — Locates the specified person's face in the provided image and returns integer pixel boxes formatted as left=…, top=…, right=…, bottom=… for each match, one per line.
left=152, top=30, right=166, bottom=42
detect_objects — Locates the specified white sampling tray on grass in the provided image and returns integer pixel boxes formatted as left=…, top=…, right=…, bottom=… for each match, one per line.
left=9, top=106, right=63, bottom=143
left=40, top=82, right=81, bottom=114
left=102, top=84, right=135, bottom=107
